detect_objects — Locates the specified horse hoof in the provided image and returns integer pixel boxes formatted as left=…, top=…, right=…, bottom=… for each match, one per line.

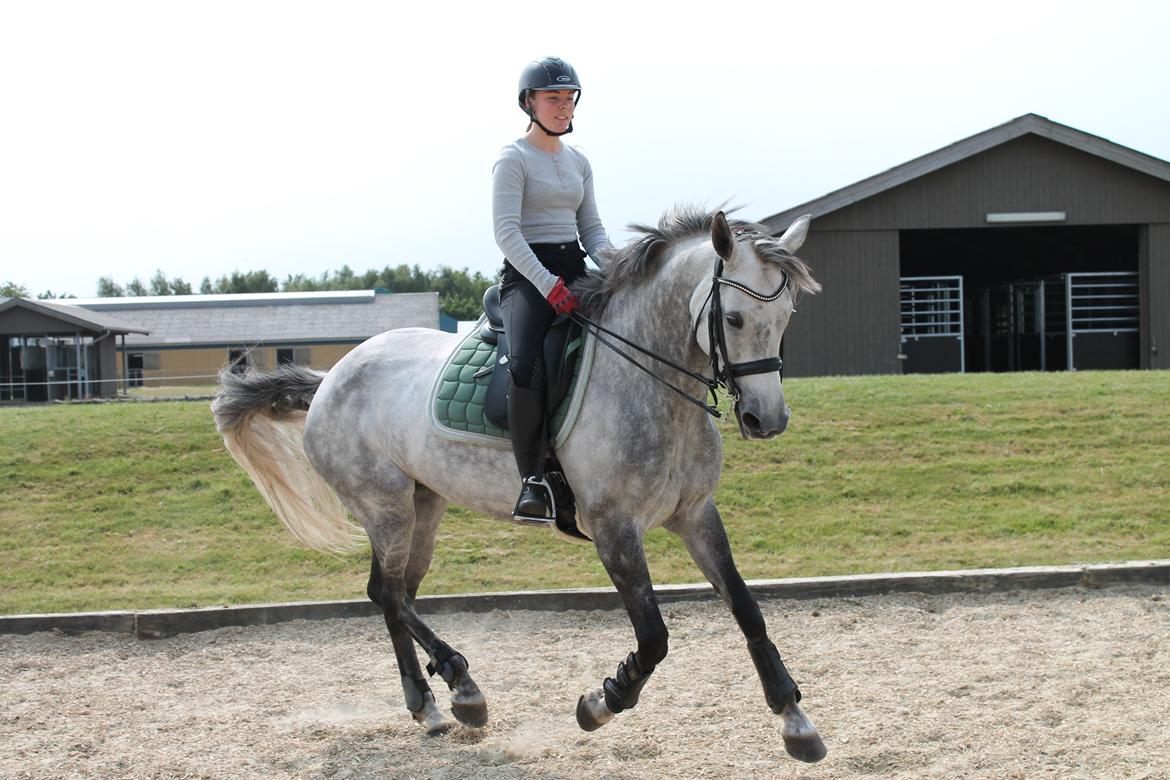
left=576, top=689, right=615, bottom=732
left=451, top=692, right=488, bottom=728
left=412, top=705, right=456, bottom=736
left=783, top=733, right=828, bottom=763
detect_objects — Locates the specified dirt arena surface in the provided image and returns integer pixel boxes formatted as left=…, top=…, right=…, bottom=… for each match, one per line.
left=3, top=584, right=1169, bottom=780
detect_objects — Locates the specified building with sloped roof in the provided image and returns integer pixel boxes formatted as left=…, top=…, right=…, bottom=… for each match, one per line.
left=763, top=114, right=1170, bottom=376
left=0, top=297, right=149, bottom=401
left=51, top=289, right=444, bottom=390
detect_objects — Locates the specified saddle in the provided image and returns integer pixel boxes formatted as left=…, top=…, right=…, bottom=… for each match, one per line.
left=477, top=284, right=579, bottom=431
left=476, top=284, right=590, bottom=543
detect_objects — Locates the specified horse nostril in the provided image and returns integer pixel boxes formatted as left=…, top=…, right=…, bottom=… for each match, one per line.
left=742, top=412, right=761, bottom=433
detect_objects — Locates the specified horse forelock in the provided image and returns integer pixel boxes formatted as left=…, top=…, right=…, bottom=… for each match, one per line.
left=577, top=204, right=820, bottom=313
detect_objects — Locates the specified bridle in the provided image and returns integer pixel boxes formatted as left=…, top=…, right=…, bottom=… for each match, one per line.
left=571, top=251, right=791, bottom=419
left=704, top=256, right=789, bottom=405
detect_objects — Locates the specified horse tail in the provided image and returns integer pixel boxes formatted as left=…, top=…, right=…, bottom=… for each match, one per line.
left=211, top=364, right=365, bottom=554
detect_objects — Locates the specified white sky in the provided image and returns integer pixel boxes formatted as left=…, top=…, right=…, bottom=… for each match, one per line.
left=2, top=0, right=1168, bottom=297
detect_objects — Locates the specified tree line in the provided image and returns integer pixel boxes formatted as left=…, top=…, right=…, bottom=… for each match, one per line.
left=2, top=264, right=498, bottom=321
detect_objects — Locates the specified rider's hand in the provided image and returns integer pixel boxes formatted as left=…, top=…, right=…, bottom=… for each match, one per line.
left=546, top=277, right=579, bottom=315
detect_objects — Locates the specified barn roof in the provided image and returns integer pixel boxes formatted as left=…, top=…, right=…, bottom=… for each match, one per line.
left=761, top=113, right=1170, bottom=232
left=0, top=297, right=150, bottom=336
left=55, top=290, right=440, bottom=347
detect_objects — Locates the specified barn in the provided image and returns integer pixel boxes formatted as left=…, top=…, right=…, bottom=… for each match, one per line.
left=0, top=297, right=148, bottom=401
left=763, top=114, right=1170, bottom=377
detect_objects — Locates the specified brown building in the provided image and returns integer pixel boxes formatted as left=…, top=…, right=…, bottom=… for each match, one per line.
left=763, top=114, right=1170, bottom=376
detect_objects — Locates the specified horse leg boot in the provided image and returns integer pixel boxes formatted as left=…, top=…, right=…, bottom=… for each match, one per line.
left=671, top=500, right=826, bottom=763
left=576, top=525, right=669, bottom=731
left=508, top=379, right=552, bottom=521
left=367, top=551, right=454, bottom=735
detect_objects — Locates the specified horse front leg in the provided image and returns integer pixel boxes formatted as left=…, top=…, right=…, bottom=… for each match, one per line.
left=670, top=499, right=826, bottom=763
left=576, top=523, right=669, bottom=732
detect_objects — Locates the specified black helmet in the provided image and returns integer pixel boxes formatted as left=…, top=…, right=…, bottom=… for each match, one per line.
left=517, top=57, right=581, bottom=112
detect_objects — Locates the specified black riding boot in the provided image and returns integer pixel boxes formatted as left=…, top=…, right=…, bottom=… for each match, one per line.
left=507, top=381, right=550, bottom=520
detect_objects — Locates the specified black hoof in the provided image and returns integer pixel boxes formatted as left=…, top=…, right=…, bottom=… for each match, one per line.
left=451, top=698, right=488, bottom=728
left=783, top=733, right=828, bottom=763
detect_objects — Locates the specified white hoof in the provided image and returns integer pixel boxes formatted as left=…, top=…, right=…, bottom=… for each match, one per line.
left=413, top=700, right=456, bottom=736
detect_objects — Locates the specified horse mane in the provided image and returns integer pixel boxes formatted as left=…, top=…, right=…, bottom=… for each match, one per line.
left=577, top=204, right=821, bottom=312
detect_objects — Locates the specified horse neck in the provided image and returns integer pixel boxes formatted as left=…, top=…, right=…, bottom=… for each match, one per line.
left=598, top=241, right=712, bottom=375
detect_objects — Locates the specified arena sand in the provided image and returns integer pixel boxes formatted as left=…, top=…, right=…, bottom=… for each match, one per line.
left=2, top=584, right=1168, bottom=779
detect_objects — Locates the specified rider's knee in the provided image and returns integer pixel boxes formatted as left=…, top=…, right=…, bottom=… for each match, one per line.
left=507, top=354, right=545, bottom=391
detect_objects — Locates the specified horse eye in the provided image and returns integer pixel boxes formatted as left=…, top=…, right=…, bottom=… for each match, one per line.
left=725, top=312, right=744, bottom=329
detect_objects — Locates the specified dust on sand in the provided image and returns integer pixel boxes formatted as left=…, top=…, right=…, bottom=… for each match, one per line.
left=3, top=584, right=1168, bottom=779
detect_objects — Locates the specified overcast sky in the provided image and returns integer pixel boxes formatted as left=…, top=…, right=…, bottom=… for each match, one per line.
left=2, top=0, right=1168, bottom=297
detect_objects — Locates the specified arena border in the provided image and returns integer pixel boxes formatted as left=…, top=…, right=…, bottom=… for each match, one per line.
left=3, top=560, right=1168, bottom=640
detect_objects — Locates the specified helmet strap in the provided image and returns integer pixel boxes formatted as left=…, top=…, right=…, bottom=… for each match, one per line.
left=524, top=92, right=574, bottom=137
left=531, top=115, right=574, bottom=137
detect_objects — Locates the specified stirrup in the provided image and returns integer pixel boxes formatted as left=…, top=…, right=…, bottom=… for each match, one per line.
left=511, top=477, right=556, bottom=526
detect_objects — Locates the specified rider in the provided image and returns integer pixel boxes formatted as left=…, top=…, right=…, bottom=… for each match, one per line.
left=493, top=56, right=612, bottom=522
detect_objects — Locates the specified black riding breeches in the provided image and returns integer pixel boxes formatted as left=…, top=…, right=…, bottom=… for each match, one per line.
left=499, top=242, right=587, bottom=390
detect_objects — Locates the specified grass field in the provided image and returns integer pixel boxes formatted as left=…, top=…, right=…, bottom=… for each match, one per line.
left=1, top=370, right=1168, bottom=615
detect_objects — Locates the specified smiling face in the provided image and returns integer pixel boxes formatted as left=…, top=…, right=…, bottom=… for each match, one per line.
left=528, top=89, right=577, bottom=134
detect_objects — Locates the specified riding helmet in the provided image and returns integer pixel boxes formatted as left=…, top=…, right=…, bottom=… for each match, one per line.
left=517, top=57, right=582, bottom=112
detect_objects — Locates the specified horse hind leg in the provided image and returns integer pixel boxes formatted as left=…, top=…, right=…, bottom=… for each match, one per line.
left=669, top=500, right=826, bottom=763
left=367, top=550, right=453, bottom=735
left=359, top=484, right=487, bottom=732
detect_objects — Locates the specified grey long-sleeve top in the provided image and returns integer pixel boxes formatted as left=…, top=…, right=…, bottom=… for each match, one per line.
left=492, top=138, right=613, bottom=297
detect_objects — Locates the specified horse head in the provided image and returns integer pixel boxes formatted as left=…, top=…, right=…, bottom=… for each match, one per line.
left=689, top=211, right=818, bottom=440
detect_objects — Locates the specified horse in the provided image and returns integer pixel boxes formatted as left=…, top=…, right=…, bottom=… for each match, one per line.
left=211, top=206, right=827, bottom=763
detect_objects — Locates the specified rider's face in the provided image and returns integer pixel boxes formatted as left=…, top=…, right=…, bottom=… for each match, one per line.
left=529, top=90, right=577, bottom=133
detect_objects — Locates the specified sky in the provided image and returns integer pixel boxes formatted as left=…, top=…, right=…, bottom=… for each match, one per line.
left=2, top=0, right=1168, bottom=298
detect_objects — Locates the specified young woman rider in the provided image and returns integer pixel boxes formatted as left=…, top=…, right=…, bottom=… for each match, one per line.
left=492, top=56, right=612, bottom=522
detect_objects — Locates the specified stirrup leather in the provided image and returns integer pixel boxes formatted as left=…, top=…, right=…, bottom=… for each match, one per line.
left=512, top=476, right=556, bottom=526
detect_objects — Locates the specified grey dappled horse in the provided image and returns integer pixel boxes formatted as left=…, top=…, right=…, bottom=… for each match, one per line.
left=212, top=207, right=826, bottom=762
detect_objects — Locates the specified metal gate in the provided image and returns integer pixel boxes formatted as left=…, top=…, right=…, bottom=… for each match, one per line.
left=1065, top=271, right=1139, bottom=371
left=900, top=275, right=965, bottom=373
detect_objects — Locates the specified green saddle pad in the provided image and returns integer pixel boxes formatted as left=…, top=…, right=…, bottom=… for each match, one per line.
left=428, top=323, right=594, bottom=449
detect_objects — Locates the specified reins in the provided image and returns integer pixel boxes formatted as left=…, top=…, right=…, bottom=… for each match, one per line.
left=570, top=256, right=790, bottom=419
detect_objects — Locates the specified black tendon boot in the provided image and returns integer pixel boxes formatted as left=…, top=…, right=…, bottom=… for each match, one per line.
left=508, top=381, right=552, bottom=523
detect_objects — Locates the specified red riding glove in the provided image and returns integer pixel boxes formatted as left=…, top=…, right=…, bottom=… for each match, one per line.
left=546, top=277, right=580, bottom=315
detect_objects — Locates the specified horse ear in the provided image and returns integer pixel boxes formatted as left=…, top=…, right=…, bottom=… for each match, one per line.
left=776, top=214, right=811, bottom=254
left=712, top=211, right=735, bottom=261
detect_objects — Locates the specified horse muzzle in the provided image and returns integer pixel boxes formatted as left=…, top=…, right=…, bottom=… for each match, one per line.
left=736, top=402, right=791, bottom=440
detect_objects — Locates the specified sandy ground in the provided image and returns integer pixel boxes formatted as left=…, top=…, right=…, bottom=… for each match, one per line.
left=3, top=584, right=1169, bottom=780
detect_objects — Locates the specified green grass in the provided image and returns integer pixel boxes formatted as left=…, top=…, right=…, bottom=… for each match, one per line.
left=1, top=371, right=1168, bottom=615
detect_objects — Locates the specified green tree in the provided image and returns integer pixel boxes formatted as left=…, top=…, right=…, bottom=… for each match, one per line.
left=206, top=270, right=279, bottom=293
left=97, top=276, right=125, bottom=297
left=126, top=278, right=148, bottom=296
left=37, top=290, right=75, bottom=299
left=1, top=281, right=30, bottom=298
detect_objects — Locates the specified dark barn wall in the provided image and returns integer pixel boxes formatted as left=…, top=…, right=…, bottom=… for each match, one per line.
left=813, top=134, right=1170, bottom=231
left=0, top=307, right=84, bottom=335
left=784, top=229, right=902, bottom=376
left=1140, top=224, right=1170, bottom=370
